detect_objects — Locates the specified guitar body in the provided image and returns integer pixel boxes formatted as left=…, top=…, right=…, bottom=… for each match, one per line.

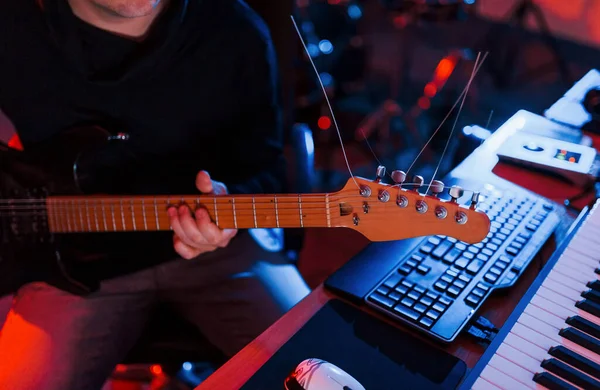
left=0, top=126, right=138, bottom=296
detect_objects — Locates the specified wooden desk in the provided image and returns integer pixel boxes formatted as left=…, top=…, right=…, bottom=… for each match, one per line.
left=198, top=111, right=600, bottom=389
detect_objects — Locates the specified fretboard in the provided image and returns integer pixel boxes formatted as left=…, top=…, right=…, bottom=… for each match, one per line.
left=45, top=194, right=334, bottom=233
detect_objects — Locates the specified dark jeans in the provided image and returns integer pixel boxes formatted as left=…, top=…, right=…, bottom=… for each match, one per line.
left=0, top=231, right=310, bottom=390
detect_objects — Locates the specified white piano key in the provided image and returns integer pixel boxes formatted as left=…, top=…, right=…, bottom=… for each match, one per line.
left=531, top=295, right=600, bottom=327
left=554, top=262, right=599, bottom=284
left=471, top=377, right=503, bottom=390
left=562, top=248, right=599, bottom=269
left=567, top=238, right=600, bottom=261
left=480, top=365, right=532, bottom=390
left=488, top=354, right=537, bottom=389
left=537, top=286, right=580, bottom=312
left=540, top=278, right=584, bottom=303
left=546, top=269, right=588, bottom=296
left=505, top=333, right=549, bottom=363
left=561, top=254, right=597, bottom=273
left=525, top=302, right=565, bottom=330
left=497, top=342, right=542, bottom=374
left=517, top=313, right=563, bottom=344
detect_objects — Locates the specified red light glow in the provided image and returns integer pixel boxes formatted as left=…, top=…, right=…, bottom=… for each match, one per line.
left=424, top=82, right=437, bottom=97
left=418, top=97, right=430, bottom=110
left=318, top=116, right=332, bottom=130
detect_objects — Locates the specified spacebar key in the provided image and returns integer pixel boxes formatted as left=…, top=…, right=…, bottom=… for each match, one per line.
left=393, top=305, right=420, bottom=321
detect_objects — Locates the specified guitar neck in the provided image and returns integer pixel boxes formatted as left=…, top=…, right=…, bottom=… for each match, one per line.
left=46, top=193, right=335, bottom=233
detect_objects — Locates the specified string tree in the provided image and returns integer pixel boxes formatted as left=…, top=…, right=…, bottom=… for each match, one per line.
left=391, top=170, right=407, bottom=187
left=430, top=180, right=444, bottom=197
left=411, top=175, right=424, bottom=192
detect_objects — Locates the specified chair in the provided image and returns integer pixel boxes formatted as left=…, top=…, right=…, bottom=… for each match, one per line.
left=112, top=0, right=314, bottom=387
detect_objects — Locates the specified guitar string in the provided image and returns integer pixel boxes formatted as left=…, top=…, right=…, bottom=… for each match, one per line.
left=425, top=51, right=487, bottom=195
left=291, top=15, right=359, bottom=190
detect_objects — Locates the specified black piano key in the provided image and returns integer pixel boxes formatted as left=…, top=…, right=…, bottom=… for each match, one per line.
left=549, top=345, right=600, bottom=380
left=589, top=280, right=600, bottom=292
left=596, top=268, right=600, bottom=275
left=541, top=358, right=600, bottom=390
left=575, top=299, right=600, bottom=318
left=559, top=327, right=600, bottom=355
left=566, top=315, right=600, bottom=340
left=533, top=371, right=578, bottom=390
left=582, top=289, right=600, bottom=305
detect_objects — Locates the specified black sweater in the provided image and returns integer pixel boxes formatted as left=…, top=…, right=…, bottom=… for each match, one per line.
left=0, top=0, right=285, bottom=288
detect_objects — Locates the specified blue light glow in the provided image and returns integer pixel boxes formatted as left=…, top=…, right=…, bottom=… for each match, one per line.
left=182, top=362, right=193, bottom=371
left=307, top=43, right=320, bottom=57
left=318, top=40, right=333, bottom=54
left=320, top=72, right=333, bottom=87
left=348, top=5, right=362, bottom=19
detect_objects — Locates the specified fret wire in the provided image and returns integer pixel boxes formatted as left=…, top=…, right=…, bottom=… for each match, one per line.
left=93, top=200, right=100, bottom=232
left=274, top=195, right=279, bottom=228
left=252, top=197, right=257, bottom=228
left=120, top=199, right=126, bottom=230
left=326, top=194, right=331, bottom=227
left=130, top=199, right=137, bottom=231
left=154, top=197, right=160, bottom=230
left=65, top=201, right=72, bottom=232
left=101, top=200, right=108, bottom=231
left=232, top=198, right=237, bottom=228
left=85, top=200, right=91, bottom=231
left=142, top=198, right=148, bottom=230
left=76, top=200, right=83, bottom=232
left=299, top=195, right=303, bottom=228
left=213, top=198, right=219, bottom=226
left=47, top=199, right=55, bottom=232
left=110, top=202, right=116, bottom=231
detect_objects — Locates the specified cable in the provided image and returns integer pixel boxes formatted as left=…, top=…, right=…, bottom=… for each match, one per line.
left=466, top=315, right=498, bottom=345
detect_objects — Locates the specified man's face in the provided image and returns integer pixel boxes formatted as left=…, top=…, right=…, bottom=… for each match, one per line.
left=89, top=0, right=163, bottom=18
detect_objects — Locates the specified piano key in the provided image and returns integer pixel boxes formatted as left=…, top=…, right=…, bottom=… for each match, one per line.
left=524, top=303, right=565, bottom=330
left=487, top=354, right=537, bottom=388
left=480, top=365, right=535, bottom=390
left=549, top=345, right=600, bottom=380
left=517, top=312, right=562, bottom=344
left=561, top=249, right=599, bottom=269
left=576, top=300, right=600, bottom=318
left=589, top=281, right=600, bottom=293
left=511, top=322, right=600, bottom=365
left=559, top=327, right=600, bottom=355
left=582, top=289, right=600, bottom=305
left=560, top=254, right=597, bottom=274
left=497, top=342, right=541, bottom=374
left=554, top=262, right=599, bottom=283
left=537, top=279, right=583, bottom=305
left=566, top=316, right=600, bottom=339
left=471, top=378, right=503, bottom=390
left=540, top=358, right=600, bottom=389
left=533, top=371, right=578, bottom=390
left=532, top=294, right=600, bottom=327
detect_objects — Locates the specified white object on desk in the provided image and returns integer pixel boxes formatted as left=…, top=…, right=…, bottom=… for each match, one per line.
left=545, top=69, right=600, bottom=129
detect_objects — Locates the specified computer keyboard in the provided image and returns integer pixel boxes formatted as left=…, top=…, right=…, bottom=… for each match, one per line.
left=364, top=183, right=560, bottom=343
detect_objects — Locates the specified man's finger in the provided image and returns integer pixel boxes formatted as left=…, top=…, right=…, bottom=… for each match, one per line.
left=173, top=235, right=201, bottom=260
left=168, top=206, right=195, bottom=247
left=178, top=205, right=208, bottom=245
left=195, top=208, right=224, bottom=245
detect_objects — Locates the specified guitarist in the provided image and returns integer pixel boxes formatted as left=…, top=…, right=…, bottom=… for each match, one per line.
left=0, top=0, right=310, bottom=389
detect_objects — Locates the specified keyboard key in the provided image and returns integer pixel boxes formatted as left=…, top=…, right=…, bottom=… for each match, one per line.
left=441, top=274, right=454, bottom=284
left=519, top=231, right=531, bottom=239
left=477, top=283, right=490, bottom=291
left=393, top=305, right=420, bottom=321
left=389, top=291, right=403, bottom=301
left=466, top=259, right=485, bottom=275
left=453, top=279, right=467, bottom=289
left=506, top=246, right=519, bottom=256
left=425, top=310, right=441, bottom=321
left=439, top=296, right=453, bottom=306
left=420, top=244, right=434, bottom=254
left=454, top=257, right=469, bottom=269
left=368, top=292, right=394, bottom=307
left=514, top=236, right=527, bottom=245
left=395, top=284, right=409, bottom=295
left=491, top=238, right=503, bottom=246
left=428, top=237, right=441, bottom=246
left=533, top=372, right=576, bottom=390
left=406, top=259, right=419, bottom=268
left=447, top=237, right=457, bottom=243
left=495, top=233, right=507, bottom=241
left=426, top=291, right=439, bottom=300
left=407, top=290, right=421, bottom=300
left=432, top=302, right=446, bottom=312
left=484, top=272, right=498, bottom=283
left=511, top=241, right=523, bottom=250
left=419, top=316, right=434, bottom=327
left=465, top=294, right=480, bottom=307
left=446, top=269, right=459, bottom=278
left=398, top=265, right=412, bottom=275
left=476, top=253, right=490, bottom=262
left=575, top=299, right=600, bottom=318
left=548, top=345, right=600, bottom=379
left=481, top=248, right=494, bottom=257
left=485, top=243, right=498, bottom=251
left=383, top=273, right=402, bottom=288
left=526, top=223, right=537, bottom=231
left=376, top=286, right=390, bottom=295
left=434, top=281, right=448, bottom=291
left=495, top=260, right=508, bottom=270
left=463, top=251, right=474, bottom=260
left=432, top=240, right=453, bottom=259
left=489, top=267, right=502, bottom=276
left=566, top=316, right=600, bottom=340
left=413, top=303, right=427, bottom=313
left=499, top=228, right=511, bottom=236
left=471, top=287, right=485, bottom=298
left=420, top=296, right=433, bottom=306
left=413, top=285, right=426, bottom=294
left=401, top=280, right=414, bottom=289
left=401, top=297, right=415, bottom=307
left=447, top=286, right=461, bottom=298
left=416, top=264, right=431, bottom=275
left=443, top=248, right=462, bottom=264
left=458, top=274, right=471, bottom=283
left=454, top=242, right=467, bottom=251
left=468, top=246, right=480, bottom=254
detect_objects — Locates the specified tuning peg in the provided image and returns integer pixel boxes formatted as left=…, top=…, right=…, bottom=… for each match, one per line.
left=430, top=180, right=444, bottom=197
left=391, top=170, right=406, bottom=186
left=412, top=175, right=424, bottom=191
left=375, top=165, right=386, bottom=182
left=470, top=191, right=480, bottom=210
left=448, top=185, right=464, bottom=203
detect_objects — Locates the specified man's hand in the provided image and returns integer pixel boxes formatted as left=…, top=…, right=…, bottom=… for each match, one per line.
left=168, top=171, right=238, bottom=259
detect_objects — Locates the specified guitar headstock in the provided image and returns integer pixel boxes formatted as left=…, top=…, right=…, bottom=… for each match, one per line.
left=331, top=167, right=490, bottom=244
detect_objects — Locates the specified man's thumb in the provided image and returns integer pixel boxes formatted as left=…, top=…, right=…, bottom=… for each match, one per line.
left=195, top=171, right=214, bottom=193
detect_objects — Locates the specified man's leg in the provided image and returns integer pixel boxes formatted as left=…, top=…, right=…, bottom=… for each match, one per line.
left=0, top=269, right=156, bottom=390
left=157, top=231, right=311, bottom=357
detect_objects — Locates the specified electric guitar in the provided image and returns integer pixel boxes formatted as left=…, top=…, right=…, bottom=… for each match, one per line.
left=0, top=126, right=490, bottom=296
